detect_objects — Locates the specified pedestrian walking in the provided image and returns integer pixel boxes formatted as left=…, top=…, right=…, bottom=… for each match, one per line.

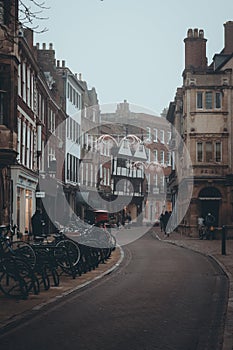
left=159, top=213, right=164, bottom=232
left=198, top=216, right=205, bottom=239
left=204, top=213, right=215, bottom=240
left=163, top=211, right=171, bottom=236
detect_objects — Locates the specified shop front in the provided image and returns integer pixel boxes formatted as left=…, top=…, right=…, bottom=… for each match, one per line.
left=11, top=165, right=38, bottom=238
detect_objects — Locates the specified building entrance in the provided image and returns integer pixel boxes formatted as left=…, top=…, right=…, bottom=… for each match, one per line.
left=198, top=187, right=222, bottom=226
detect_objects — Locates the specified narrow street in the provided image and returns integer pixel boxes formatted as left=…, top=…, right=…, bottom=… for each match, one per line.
left=0, top=232, right=228, bottom=350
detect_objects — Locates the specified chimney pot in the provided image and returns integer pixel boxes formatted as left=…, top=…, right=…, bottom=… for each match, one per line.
left=194, top=28, right=198, bottom=38
left=42, top=43, right=46, bottom=50
left=187, top=29, right=193, bottom=38
left=199, top=29, right=204, bottom=38
left=36, top=42, right=40, bottom=49
left=57, top=60, right=60, bottom=67
left=184, top=28, right=207, bottom=70
left=79, top=73, right=82, bottom=81
left=49, top=43, right=53, bottom=50
left=62, top=60, right=65, bottom=68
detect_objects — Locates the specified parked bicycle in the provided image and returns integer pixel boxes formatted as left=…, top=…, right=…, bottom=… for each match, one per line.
left=0, top=225, right=39, bottom=299
left=31, top=229, right=81, bottom=279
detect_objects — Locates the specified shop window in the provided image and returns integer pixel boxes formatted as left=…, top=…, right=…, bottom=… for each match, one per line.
left=25, top=190, right=33, bottom=233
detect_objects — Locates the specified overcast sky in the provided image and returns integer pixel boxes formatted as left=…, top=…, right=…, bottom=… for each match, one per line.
left=33, top=0, right=233, bottom=115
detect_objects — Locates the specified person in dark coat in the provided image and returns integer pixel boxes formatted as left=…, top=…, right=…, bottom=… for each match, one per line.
left=31, top=208, right=44, bottom=237
left=163, top=211, right=170, bottom=236
left=159, top=213, right=164, bottom=232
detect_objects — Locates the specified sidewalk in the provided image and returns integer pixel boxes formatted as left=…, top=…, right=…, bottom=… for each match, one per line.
left=152, top=227, right=233, bottom=350
left=0, top=247, right=123, bottom=332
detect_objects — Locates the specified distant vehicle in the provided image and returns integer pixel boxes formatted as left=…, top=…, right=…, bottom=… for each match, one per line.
left=94, top=210, right=109, bottom=225
left=85, top=209, right=109, bottom=226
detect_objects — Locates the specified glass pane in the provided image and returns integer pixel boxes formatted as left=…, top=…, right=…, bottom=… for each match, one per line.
left=206, top=142, right=213, bottom=161
left=197, top=142, right=203, bottom=162
left=205, top=92, right=212, bottom=109
left=215, top=142, right=221, bottom=162
left=215, top=92, right=221, bottom=109
left=25, top=190, right=32, bottom=233
left=197, top=92, right=203, bottom=109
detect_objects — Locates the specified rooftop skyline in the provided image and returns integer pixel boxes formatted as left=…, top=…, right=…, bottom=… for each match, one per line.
left=34, top=0, right=233, bottom=115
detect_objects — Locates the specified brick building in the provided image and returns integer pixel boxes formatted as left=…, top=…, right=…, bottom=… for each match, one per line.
left=0, top=0, right=20, bottom=226
left=101, top=100, right=172, bottom=225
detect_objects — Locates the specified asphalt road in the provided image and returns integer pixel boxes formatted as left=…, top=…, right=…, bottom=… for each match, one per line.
left=0, top=232, right=228, bottom=350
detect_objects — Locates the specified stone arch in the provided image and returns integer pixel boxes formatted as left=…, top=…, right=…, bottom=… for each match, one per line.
left=198, top=187, right=222, bottom=199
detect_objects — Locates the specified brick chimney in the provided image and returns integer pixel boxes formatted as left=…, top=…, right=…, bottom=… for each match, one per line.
left=223, top=21, right=233, bottom=54
left=184, top=28, right=207, bottom=70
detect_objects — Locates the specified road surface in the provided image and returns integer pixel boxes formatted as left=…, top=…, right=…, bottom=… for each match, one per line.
left=0, top=231, right=228, bottom=350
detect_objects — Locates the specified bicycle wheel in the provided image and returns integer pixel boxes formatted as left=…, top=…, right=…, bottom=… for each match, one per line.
left=0, top=257, right=30, bottom=299
left=10, top=241, right=36, bottom=270
left=54, top=239, right=81, bottom=272
left=51, top=268, right=60, bottom=286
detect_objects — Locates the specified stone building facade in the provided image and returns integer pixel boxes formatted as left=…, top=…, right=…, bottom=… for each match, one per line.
left=167, top=22, right=233, bottom=236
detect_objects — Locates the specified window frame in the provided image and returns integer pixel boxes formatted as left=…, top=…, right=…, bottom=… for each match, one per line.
left=196, top=91, right=222, bottom=110
left=197, top=142, right=203, bottom=162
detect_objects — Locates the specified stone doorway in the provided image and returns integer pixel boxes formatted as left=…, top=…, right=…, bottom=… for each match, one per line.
left=198, top=187, right=222, bottom=226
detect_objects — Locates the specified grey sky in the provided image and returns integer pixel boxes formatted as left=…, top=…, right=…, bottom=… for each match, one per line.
left=34, top=0, right=233, bottom=115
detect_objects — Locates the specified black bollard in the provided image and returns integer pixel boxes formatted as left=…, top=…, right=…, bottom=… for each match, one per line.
left=222, top=226, right=226, bottom=255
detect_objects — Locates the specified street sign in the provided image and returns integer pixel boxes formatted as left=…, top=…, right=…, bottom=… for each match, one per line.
left=36, top=191, right=45, bottom=198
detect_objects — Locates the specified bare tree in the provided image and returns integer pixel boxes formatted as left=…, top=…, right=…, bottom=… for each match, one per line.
left=19, top=0, right=49, bottom=33
left=0, top=0, right=49, bottom=44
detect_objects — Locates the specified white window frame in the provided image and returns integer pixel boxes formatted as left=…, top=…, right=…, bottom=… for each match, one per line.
left=159, top=130, right=164, bottom=144
left=146, top=127, right=151, bottom=141
left=160, top=150, right=164, bottom=165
